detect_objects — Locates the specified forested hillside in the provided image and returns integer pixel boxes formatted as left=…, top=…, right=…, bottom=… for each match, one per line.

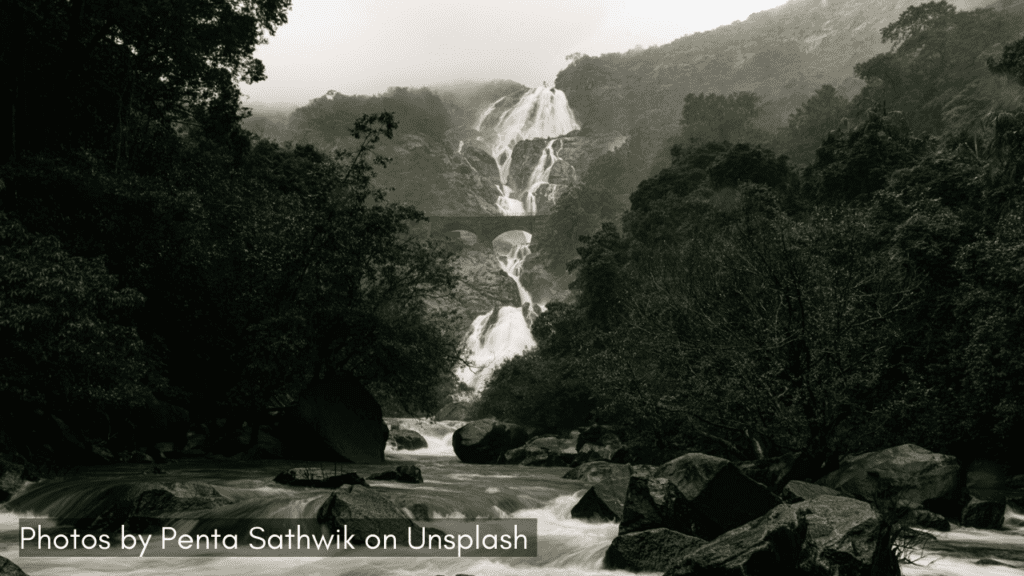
left=483, top=2, right=1024, bottom=469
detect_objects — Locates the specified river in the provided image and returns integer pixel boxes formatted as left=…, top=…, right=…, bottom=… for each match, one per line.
left=1, top=418, right=1022, bottom=576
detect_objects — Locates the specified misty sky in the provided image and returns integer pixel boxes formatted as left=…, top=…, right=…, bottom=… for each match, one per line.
left=242, top=0, right=790, bottom=106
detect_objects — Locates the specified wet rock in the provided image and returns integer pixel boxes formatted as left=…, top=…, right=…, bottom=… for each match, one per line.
left=961, top=496, right=1005, bottom=529
left=316, top=484, right=417, bottom=543
left=657, top=453, right=783, bottom=540
left=279, top=371, right=388, bottom=463
left=452, top=420, right=528, bottom=464
left=818, top=444, right=962, bottom=512
left=570, top=462, right=632, bottom=521
left=130, top=393, right=189, bottom=451
left=396, top=465, right=423, bottom=484
left=273, top=468, right=368, bottom=488
left=503, top=436, right=576, bottom=466
left=389, top=429, right=428, bottom=451
left=782, top=480, right=841, bottom=503
left=795, top=495, right=893, bottom=576
left=86, top=482, right=232, bottom=532
left=368, top=470, right=399, bottom=481
left=435, top=402, right=473, bottom=421
left=572, top=425, right=629, bottom=465
left=0, top=555, right=29, bottom=576
left=604, top=528, right=706, bottom=572
left=665, top=503, right=807, bottom=576
left=899, top=508, right=950, bottom=531
left=1006, top=474, right=1024, bottom=489
left=619, top=475, right=692, bottom=536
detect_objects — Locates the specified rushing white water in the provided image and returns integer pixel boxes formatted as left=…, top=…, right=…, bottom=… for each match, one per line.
left=456, top=231, right=540, bottom=395
left=476, top=86, right=580, bottom=216
left=384, top=418, right=462, bottom=458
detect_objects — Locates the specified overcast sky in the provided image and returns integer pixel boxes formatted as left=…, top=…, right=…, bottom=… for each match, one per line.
left=242, top=0, right=791, bottom=106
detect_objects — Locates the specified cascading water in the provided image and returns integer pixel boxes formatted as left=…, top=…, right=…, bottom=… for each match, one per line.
left=475, top=85, right=580, bottom=216
left=456, top=231, right=539, bottom=396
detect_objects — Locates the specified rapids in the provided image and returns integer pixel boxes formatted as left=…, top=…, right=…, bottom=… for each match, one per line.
left=2, top=420, right=1023, bottom=575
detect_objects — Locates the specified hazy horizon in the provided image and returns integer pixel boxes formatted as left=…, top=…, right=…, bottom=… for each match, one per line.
left=242, top=0, right=791, bottom=107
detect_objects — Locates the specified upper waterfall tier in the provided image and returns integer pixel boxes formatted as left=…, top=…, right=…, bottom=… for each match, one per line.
left=475, top=86, right=580, bottom=216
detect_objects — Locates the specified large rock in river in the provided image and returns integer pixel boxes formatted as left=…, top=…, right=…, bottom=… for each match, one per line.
left=569, top=462, right=632, bottom=522
left=316, top=484, right=417, bottom=543
left=280, top=371, right=389, bottom=463
left=604, top=528, right=706, bottom=572
left=85, top=482, right=232, bottom=532
left=818, top=444, right=962, bottom=512
left=665, top=503, right=807, bottom=576
left=452, top=420, right=528, bottom=464
left=657, top=453, right=783, bottom=540
left=795, top=495, right=896, bottom=576
left=503, top=436, right=576, bottom=466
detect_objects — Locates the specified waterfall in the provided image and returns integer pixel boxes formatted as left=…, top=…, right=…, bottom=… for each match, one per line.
left=476, top=86, right=580, bottom=216
left=456, top=231, right=540, bottom=395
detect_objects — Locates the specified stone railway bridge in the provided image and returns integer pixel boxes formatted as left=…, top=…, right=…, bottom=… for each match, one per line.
left=416, top=215, right=551, bottom=246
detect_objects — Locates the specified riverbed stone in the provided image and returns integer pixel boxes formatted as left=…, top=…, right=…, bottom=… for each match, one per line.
left=665, top=503, right=807, bottom=576
left=279, top=371, right=389, bottom=463
left=316, top=484, right=417, bottom=543
left=818, top=444, right=962, bottom=513
left=435, top=402, right=473, bottom=421
left=0, top=555, right=29, bottom=576
left=396, top=465, right=423, bottom=484
left=657, top=453, right=783, bottom=540
left=902, top=508, right=951, bottom=531
left=573, top=425, right=629, bottom=465
left=570, top=461, right=633, bottom=521
left=795, top=495, right=893, bottom=576
left=389, top=428, right=428, bottom=451
left=961, top=496, right=1005, bottom=529
left=86, top=481, right=232, bottom=531
left=503, top=436, right=576, bottom=466
left=782, top=480, right=841, bottom=503
left=452, top=420, right=528, bottom=464
left=604, top=528, right=706, bottom=572
left=274, top=468, right=368, bottom=488
left=563, top=460, right=628, bottom=481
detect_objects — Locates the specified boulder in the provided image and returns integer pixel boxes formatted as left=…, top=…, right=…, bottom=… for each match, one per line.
left=279, top=371, right=389, bottom=463
left=818, top=444, right=962, bottom=512
left=452, top=420, right=528, bottom=464
left=86, top=482, right=232, bottom=532
left=273, top=468, right=368, bottom=489
left=782, top=480, right=841, bottom=504
left=503, top=436, right=576, bottom=466
left=0, top=460, right=26, bottom=503
left=795, top=495, right=896, bottom=576
left=657, top=453, right=783, bottom=540
left=572, top=425, right=629, bottom=465
left=316, top=484, right=417, bottom=543
left=619, top=475, right=689, bottom=536
left=901, top=508, right=950, bottom=531
left=395, top=465, right=423, bottom=484
left=570, top=462, right=633, bottom=522
left=604, top=528, right=706, bottom=573
left=1006, top=474, right=1024, bottom=489
left=435, top=402, right=473, bottom=421
left=130, top=393, right=189, bottom=450
left=389, top=429, right=428, bottom=451
left=665, top=504, right=807, bottom=576
left=961, top=496, right=1005, bottom=529
left=0, top=555, right=29, bottom=576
